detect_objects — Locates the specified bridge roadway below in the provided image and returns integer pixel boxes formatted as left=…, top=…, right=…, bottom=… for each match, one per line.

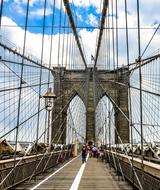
left=14, top=155, right=132, bottom=190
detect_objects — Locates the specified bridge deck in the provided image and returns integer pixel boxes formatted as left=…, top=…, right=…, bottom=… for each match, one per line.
left=18, top=156, right=132, bottom=190
left=79, top=157, right=129, bottom=190
left=32, top=156, right=82, bottom=190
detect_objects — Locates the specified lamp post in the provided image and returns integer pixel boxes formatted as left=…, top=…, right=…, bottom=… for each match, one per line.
left=43, top=88, right=56, bottom=150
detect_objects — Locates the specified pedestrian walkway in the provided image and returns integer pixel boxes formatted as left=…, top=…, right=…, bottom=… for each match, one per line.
left=79, top=157, right=131, bottom=190
left=31, top=156, right=82, bottom=190
left=14, top=155, right=132, bottom=190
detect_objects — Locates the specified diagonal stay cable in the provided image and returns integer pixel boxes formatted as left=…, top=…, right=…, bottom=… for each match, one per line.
left=28, top=117, right=67, bottom=182
left=95, top=76, right=160, bottom=160
left=0, top=81, right=87, bottom=186
left=104, top=78, right=160, bottom=97
left=130, top=55, right=160, bottom=72
left=0, top=42, right=52, bottom=71
left=0, top=60, right=50, bottom=96
left=100, top=99, right=142, bottom=188
left=28, top=86, right=86, bottom=181
left=141, top=24, right=160, bottom=58
left=0, top=80, right=86, bottom=139
left=109, top=116, right=143, bottom=190
left=94, top=84, right=125, bottom=181
left=42, top=99, right=86, bottom=173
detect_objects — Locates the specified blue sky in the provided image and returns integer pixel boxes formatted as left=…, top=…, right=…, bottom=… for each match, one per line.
left=2, top=0, right=100, bottom=34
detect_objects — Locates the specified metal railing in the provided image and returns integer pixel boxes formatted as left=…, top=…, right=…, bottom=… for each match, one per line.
left=105, top=150, right=160, bottom=190
left=0, top=150, right=72, bottom=189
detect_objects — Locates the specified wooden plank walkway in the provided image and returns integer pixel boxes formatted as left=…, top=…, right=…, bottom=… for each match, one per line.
left=79, top=157, right=132, bottom=190
left=31, top=156, right=82, bottom=190
left=14, top=156, right=132, bottom=190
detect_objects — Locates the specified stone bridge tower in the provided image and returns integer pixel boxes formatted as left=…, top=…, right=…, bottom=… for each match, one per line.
left=52, top=67, right=129, bottom=144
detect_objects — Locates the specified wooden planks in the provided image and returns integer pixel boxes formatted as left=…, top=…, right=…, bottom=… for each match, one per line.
left=32, top=156, right=82, bottom=190
left=79, top=157, right=132, bottom=190
left=13, top=156, right=133, bottom=190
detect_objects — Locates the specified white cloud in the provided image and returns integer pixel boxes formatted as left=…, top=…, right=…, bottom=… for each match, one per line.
left=76, top=13, right=83, bottom=22
left=14, top=0, right=49, bottom=7
left=1, top=16, right=86, bottom=68
left=13, top=0, right=63, bottom=9
left=30, top=8, right=53, bottom=17
left=10, top=0, right=66, bottom=18
left=14, top=0, right=37, bottom=6
left=13, top=4, right=26, bottom=15
left=79, top=28, right=98, bottom=64
left=69, top=0, right=102, bottom=13
left=87, top=13, right=98, bottom=26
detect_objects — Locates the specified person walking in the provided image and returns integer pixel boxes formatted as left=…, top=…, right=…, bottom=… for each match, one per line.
left=82, top=145, right=87, bottom=163
left=96, top=147, right=100, bottom=161
left=92, top=145, right=97, bottom=158
left=87, top=145, right=92, bottom=157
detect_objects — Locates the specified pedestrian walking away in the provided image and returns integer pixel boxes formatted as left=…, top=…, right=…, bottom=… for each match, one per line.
left=82, top=145, right=87, bottom=163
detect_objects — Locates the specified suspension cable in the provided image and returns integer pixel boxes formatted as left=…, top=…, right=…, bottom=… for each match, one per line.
left=13, top=0, right=30, bottom=168
left=94, top=0, right=109, bottom=67
left=0, top=0, right=4, bottom=28
left=124, top=0, right=135, bottom=186
left=28, top=88, right=86, bottom=181
left=136, top=1, right=144, bottom=187
left=141, top=24, right=160, bottom=58
left=95, top=76, right=160, bottom=159
left=0, top=80, right=87, bottom=186
left=63, top=0, right=87, bottom=68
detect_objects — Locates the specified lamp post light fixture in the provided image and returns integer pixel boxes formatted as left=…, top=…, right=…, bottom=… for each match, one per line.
left=43, top=88, right=56, bottom=150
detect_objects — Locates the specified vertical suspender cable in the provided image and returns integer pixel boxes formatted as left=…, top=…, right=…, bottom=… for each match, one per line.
left=65, top=19, right=70, bottom=68
left=0, top=0, right=4, bottom=28
left=68, top=32, right=72, bottom=69
left=45, top=0, right=56, bottom=144
left=137, top=0, right=144, bottom=189
left=111, top=0, right=115, bottom=71
left=115, top=0, right=118, bottom=72
left=112, top=1, right=118, bottom=171
left=48, top=0, right=56, bottom=78
left=13, top=0, right=30, bottom=185
left=70, top=32, right=74, bottom=69
left=105, top=17, right=107, bottom=70
left=115, top=0, right=122, bottom=180
left=124, top=0, right=134, bottom=186
left=62, top=11, right=67, bottom=67
left=72, top=37, right=75, bottom=69
left=57, top=0, right=63, bottom=138
left=67, top=30, right=71, bottom=69
left=14, top=0, right=30, bottom=157
left=57, top=0, right=63, bottom=67
left=108, top=109, right=111, bottom=164
left=108, top=6, right=110, bottom=70
left=36, top=0, right=47, bottom=146
left=115, top=2, right=119, bottom=144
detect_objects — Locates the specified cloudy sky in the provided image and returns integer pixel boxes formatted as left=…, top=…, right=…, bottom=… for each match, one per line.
left=1, top=0, right=160, bottom=68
